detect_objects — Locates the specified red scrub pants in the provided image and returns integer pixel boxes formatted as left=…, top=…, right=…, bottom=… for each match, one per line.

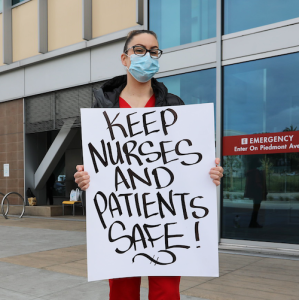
left=109, top=276, right=181, bottom=300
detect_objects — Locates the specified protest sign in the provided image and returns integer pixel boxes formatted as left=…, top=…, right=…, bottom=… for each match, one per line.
left=81, top=103, right=218, bottom=282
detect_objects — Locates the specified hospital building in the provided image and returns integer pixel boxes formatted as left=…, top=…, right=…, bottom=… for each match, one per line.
left=0, top=0, right=299, bottom=254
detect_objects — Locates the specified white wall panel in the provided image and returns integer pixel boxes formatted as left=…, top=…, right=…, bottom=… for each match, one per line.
left=25, top=50, right=91, bottom=96
left=223, top=23, right=299, bottom=61
left=1, top=22, right=298, bottom=103
left=91, top=40, right=126, bottom=82
left=158, top=43, right=216, bottom=74
left=0, top=69, right=24, bottom=102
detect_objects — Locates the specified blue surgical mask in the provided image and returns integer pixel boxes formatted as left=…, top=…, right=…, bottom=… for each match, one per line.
left=126, top=53, right=160, bottom=83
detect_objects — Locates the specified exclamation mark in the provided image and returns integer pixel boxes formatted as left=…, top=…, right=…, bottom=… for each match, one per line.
left=195, top=221, right=200, bottom=248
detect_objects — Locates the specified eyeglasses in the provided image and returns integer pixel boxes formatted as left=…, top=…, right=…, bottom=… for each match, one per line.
left=125, top=45, right=163, bottom=59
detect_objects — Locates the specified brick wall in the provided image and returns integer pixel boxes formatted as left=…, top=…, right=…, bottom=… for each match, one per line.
left=0, top=99, right=24, bottom=205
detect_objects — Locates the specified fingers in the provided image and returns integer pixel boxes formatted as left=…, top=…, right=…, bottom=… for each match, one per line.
left=210, top=173, right=223, bottom=179
left=213, top=179, right=221, bottom=186
left=81, top=183, right=90, bottom=191
left=74, top=165, right=90, bottom=190
left=76, top=165, right=84, bottom=172
left=77, top=177, right=90, bottom=190
left=209, top=167, right=224, bottom=177
left=74, top=173, right=90, bottom=189
left=210, top=163, right=224, bottom=186
left=215, top=158, right=221, bottom=166
left=74, top=171, right=89, bottom=179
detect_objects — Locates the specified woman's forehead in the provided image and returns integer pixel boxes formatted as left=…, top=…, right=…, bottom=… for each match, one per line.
left=128, top=33, right=159, bottom=48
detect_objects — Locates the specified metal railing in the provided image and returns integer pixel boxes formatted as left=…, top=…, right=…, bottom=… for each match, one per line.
left=1, top=192, right=26, bottom=219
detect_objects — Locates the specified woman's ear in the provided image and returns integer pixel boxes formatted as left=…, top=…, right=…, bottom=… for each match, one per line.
left=121, top=53, right=128, bottom=67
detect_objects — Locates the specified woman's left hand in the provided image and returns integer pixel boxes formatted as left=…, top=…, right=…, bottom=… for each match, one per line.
left=209, top=158, right=224, bottom=186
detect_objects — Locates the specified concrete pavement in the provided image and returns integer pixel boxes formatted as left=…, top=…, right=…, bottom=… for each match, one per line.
left=0, top=217, right=205, bottom=300
left=1, top=216, right=299, bottom=300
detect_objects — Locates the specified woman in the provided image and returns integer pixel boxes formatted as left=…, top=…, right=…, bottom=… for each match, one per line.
left=74, top=29, right=223, bottom=300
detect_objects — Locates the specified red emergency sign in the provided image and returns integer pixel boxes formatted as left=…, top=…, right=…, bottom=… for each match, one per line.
left=223, top=131, right=299, bottom=156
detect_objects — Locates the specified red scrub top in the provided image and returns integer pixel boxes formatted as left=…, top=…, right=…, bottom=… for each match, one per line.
left=119, top=94, right=156, bottom=108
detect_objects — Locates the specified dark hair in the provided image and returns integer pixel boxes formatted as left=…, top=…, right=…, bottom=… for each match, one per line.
left=123, top=30, right=158, bottom=53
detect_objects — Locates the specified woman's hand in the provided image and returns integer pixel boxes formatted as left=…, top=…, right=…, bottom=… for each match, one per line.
left=74, top=165, right=90, bottom=191
left=209, top=158, right=224, bottom=186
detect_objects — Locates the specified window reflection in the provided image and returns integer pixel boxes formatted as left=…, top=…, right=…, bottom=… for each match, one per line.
left=53, top=155, right=66, bottom=197
left=222, top=53, right=299, bottom=244
left=224, top=0, right=299, bottom=34
left=157, top=68, right=216, bottom=136
left=150, top=0, right=216, bottom=49
left=46, top=151, right=66, bottom=205
left=12, top=0, right=26, bottom=5
left=224, top=53, right=299, bottom=135
left=157, top=68, right=216, bottom=114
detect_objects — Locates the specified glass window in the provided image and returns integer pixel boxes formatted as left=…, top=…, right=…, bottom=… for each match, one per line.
left=157, top=68, right=216, bottom=122
left=222, top=53, right=299, bottom=244
left=47, top=131, right=66, bottom=201
left=12, top=0, right=26, bottom=5
left=149, top=0, right=216, bottom=49
left=224, top=0, right=299, bottom=34
left=52, top=155, right=66, bottom=198
left=0, top=0, right=2, bottom=13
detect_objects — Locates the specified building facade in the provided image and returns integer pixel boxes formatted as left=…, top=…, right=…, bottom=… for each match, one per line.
left=0, top=0, right=299, bottom=252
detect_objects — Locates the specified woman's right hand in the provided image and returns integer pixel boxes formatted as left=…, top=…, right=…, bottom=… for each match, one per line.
left=74, top=165, right=90, bottom=191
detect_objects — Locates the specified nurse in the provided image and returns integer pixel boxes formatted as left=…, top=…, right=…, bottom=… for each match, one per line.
left=74, top=29, right=223, bottom=300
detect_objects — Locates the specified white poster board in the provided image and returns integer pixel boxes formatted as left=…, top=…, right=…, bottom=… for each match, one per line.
left=81, top=104, right=219, bottom=282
